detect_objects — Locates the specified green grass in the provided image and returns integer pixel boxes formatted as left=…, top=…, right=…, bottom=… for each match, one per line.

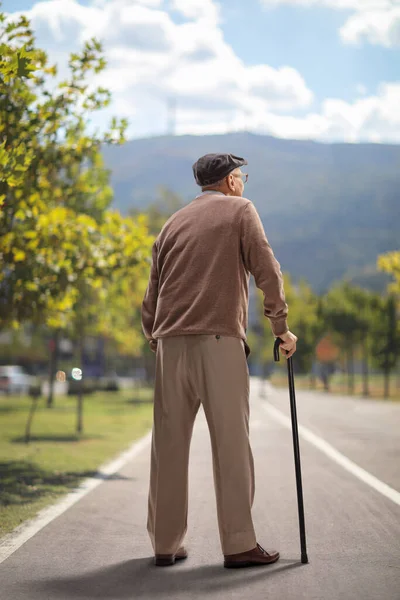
left=270, top=371, right=400, bottom=401
left=0, top=386, right=154, bottom=538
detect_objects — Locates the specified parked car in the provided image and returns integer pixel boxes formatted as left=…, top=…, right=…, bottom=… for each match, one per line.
left=0, top=365, right=36, bottom=395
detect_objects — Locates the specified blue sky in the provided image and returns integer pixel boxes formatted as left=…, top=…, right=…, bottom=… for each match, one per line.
left=221, top=1, right=398, bottom=102
left=3, top=0, right=400, bottom=142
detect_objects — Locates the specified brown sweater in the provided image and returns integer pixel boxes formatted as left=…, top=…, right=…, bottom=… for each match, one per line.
left=141, top=191, right=289, bottom=356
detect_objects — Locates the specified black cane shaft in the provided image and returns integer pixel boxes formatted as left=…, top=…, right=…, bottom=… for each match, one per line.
left=273, top=337, right=309, bottom=564
left=287, top=358, right=308, bottom=563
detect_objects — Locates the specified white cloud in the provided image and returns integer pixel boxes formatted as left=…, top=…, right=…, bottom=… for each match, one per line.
left=260, top=0, right=397, bottom=10
left=340, top=6, right=400, bottom=46
left=172, top=82, right=400, bottom=143
left=250, top=82, right=400, bottom=142
left=246, top=65, right=313, bottom=109
left=7, top=0, right=313, bottom=129
left=6, top=0, right=400, bottom=142
left=260, top=0, right=400, bottom=47
left=170, top=0, right=220, bottom=23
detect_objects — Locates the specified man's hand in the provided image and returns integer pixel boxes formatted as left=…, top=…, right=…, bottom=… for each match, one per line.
left=277, top=330, right=297, bottom=359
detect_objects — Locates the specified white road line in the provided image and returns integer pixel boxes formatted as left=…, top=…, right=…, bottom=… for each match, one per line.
left=261, top=401, right=400, bottom=507
left=0, top=431, right=152, bottom=564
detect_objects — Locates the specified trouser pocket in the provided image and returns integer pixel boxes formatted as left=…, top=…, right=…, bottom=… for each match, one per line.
left=214, top=335, right=250, bottom=359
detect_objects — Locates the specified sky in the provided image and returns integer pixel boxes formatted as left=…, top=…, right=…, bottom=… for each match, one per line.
left=3, top=0, right=400, bottom=142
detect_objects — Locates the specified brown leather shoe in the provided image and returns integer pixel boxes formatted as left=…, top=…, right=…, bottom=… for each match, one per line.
left=224, top=543, right=280, bottom=569
left=155, top=546, right=188, bottom=566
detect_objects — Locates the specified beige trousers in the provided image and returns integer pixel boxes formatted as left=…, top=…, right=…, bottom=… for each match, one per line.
left=147, top=334, right=257, bottom=556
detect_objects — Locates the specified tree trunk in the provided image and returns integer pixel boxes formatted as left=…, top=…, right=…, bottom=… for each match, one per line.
left=347, top=346, right=354, bottom=395
left=309, top=360, right=317, bottom=389
left=384, top=368, right=390, bottom=399
left=25, top=391, right=41, bottom=444
left=47, top=328, right=60, bottom=408
left=76, top=334, right=84, bottom=434
left=361, top=336, right=369, bottom=397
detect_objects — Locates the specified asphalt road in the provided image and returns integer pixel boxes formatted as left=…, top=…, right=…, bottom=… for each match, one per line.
left=1, top=377, right=399, bottom=600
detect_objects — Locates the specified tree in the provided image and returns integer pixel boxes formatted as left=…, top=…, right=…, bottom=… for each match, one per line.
left=343, top=286, right=381, bottom=397
left=369, top=294, right=400, bottom=399
left=0, top=10, right=127, bottom=332
left=285, top=278, right=324, bottom=381
left=377, top=250, right=400, bottom=394
left=253, top=274, right=323, bottom=388
left=128, top=186, right=185, bottom=237
left=42, top=209, right=154, bottom=432
left=0, top=9, right=131, bottom=409
left=319, top=282, right=367, bottom=395
left=377, top=251, right=400, bottom=296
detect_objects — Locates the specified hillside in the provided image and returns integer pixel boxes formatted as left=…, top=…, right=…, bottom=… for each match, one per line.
left=103, top=132, right=399, bottom=294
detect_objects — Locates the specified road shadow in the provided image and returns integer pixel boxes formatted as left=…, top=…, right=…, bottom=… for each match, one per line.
left=0, top=461, right=133, bottom=507
left=27, top=557, right=305, bottom=598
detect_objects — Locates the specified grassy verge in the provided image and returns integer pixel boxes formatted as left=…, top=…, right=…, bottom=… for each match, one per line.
left=0, top=386, right=154, bottom=538
left=270, top=371, right=400, bottom=401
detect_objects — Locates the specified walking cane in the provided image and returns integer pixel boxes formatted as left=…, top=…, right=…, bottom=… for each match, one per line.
left=273, top=337, right=309, bottom=564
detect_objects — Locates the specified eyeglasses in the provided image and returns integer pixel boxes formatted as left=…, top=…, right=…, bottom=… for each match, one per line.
left=234, top=173, right=248, bottom=184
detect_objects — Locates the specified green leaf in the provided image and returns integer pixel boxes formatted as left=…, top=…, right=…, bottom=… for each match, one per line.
left=16, top=53, right=32, bottom=77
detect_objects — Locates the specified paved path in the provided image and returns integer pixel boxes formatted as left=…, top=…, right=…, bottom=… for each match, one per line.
left=1, top=377, right=399, bottom=599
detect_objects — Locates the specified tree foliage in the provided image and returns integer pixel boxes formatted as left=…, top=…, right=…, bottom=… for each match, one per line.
left=377, top=250, right=400, bottom=296
left=0, top=9, right=150, bottom=344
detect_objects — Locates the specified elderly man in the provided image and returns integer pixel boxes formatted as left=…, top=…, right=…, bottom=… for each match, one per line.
left=141, top=153, right=297, bottom=568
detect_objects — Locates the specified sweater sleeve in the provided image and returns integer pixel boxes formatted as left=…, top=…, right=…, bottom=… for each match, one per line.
left=240, top=202, right=289, bottom=337
left=141, top=240, right=159, bottom=346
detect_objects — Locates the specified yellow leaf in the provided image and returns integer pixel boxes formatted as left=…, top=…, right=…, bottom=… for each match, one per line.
left=0, top=231, right=12, bottom=250
left=13, top=249, right=26, bottom=262
left=26, top=239, right=39, bottom=250
left=90, top=279, right=103, bottom=290
left=38, top=214, right=49, bottom=227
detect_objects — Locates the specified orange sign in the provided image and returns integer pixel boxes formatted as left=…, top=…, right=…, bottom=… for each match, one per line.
left=316, top=336, right=340, bottom=362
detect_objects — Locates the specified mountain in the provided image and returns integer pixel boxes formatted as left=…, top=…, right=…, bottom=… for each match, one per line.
left=103, top=132, right=400, bottom=294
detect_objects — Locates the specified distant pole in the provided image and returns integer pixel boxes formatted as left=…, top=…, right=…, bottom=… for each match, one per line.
left=167, top=98, right=177, bottom=136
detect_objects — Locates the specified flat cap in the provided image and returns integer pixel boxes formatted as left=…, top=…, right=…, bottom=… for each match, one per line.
left=192, top=153, right=248, bottom=187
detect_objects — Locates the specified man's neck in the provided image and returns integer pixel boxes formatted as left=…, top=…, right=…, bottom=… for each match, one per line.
left=199, top=189, right=226, bottom=195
